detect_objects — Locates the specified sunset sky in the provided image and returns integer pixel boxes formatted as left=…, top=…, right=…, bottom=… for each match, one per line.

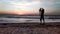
left=0, top=0, right=60, bottom=15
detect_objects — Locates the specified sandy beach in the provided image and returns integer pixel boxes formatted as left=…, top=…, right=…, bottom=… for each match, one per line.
left=0, top=22, right=60, bottom=34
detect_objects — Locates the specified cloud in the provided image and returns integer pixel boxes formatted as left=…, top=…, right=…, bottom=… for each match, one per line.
left=39, top=0, right=60, bottom=7
left=0, top=0, right=41, bottom=11
left=0, top=0, right=60, bottom=15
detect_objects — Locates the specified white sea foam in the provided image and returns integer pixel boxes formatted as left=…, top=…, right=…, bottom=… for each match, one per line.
left=0, top=17, right=60, bottom=23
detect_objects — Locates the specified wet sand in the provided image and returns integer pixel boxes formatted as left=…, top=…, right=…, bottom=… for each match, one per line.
left=0, top=22, right=60, bottom=34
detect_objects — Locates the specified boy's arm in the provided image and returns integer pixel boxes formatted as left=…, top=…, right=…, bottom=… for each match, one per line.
left=39, top=9, right=41, bottom=12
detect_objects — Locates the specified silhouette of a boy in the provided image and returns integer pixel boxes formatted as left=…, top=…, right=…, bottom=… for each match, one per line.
left=39, top=8, right=45, bottom=24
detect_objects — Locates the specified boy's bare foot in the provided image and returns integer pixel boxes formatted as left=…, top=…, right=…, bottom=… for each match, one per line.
left=40, top=23, right=45, bottom=25
left=42, top=23, right=45, bottom=25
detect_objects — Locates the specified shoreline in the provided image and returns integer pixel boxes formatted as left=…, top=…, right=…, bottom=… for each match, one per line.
left=0, top=22, right=60, bottom=28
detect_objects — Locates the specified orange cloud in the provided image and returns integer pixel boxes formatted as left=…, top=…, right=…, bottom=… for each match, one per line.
left=0, top=10, right=39, bottom=15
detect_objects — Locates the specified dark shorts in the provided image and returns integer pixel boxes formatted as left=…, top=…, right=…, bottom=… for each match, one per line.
left=40, top=15, right=44, bottom=19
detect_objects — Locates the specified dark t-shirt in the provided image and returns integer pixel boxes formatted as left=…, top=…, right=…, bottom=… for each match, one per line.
left=39, top=8, right=44, bottom=15
left=39, top=8, right=44, bottom=18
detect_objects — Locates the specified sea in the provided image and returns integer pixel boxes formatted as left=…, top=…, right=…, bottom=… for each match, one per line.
left=0, top=15, right=60, bottom=23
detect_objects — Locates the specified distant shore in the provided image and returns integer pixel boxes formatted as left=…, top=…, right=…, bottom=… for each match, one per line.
left=0, top=22, right=60, bottom=27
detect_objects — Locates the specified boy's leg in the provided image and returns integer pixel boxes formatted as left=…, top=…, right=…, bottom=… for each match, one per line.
left=40, top=18, right=42, bottom=23
left=43, top=18, right=45, bottom=24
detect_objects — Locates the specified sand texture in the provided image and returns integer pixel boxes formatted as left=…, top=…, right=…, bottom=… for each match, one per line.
left=0, top=23, right=60, bottom=34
